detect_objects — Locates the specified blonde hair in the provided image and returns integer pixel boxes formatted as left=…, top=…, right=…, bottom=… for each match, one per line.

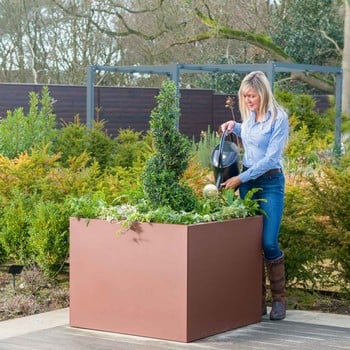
left=238, top=71, right=281, bottom=122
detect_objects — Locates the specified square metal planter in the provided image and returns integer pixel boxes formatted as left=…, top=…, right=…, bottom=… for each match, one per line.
left=69, top=216, right=263, bottom=342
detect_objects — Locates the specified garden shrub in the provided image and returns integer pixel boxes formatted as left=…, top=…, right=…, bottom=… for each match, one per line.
left=307, top=159, right=350, bottom=287
left=0, top=189, right=35, bottom=264
left=0, top=86, right=57, bottom=158
left=142, top=79, right=197, bottom=212
left=182, top=156, right=213, bottom=197
left=0, top=137, right=149, bottom=274
left=0, top=148, right=96, bottom=274
left=0, top=82, right=348, bottom=295
left=112, top=128, right=153, bottom=168
left=284, top=116, right=333, bottom=175
left=98, top=165, right=146, bottom=205
left=280, top=179, right=330, bottom=289
left=276, top=90, right=334, bottom=137
left=278, top=89, right=350, bottom=291
left=28, top=200, right=70, bottom=276
left=54, top=117, right=115, bottom=170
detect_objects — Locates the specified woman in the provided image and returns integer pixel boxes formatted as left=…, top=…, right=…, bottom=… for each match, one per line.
left=221, top=71, right=289, bottom=321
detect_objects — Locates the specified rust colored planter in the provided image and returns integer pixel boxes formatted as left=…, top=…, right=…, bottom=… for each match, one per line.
left=69, top=216, right=263, bottom=342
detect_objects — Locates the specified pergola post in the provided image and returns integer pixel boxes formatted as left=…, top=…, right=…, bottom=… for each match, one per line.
left=335, top=70, right=343, bottom=155
left=86, top=65, right=96, bottom=129
left=86, top=62, right=343, bottom=155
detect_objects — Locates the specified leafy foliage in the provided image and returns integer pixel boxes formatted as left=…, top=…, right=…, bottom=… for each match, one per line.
left=54, top=117, right=115, bottom=170
left=192, top=126, right=220, bottom=170
left=0, top=147, right=110, bottom=275
left=142, top=79, right=198, bottom=212
left=28, top=200, right=70, bottom=276
left=0, top=84, right=348, bottom=297
left=307, top=160, right=350, bottom=284
left=112, top=128, right=153, bottom=168
left=277, top=90, right=335, bottom=174
left=271, top=0, right=343, bottom=66
left=0, top=86, right=57, bottom=158
left=83, top=188, right=262, bottom=234
left=276, top=90, right=334, bottom=136
left=280, top=180, right=329, bottom=288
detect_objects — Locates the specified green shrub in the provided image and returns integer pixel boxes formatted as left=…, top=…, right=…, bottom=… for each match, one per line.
left=0, top=86, right=57, bottom=158
left=0, top=240, right=6, bottom=264
left=276, top=90, right=334, bottom=137
left=307, top=159, right=350, bottom=286
left=28, top=200, right=70, bottom=276
left=0, top=148, right=107, bottom=274
left=280, top=181, right=329, bottom=289
left=0, top=190, right=35, bottom=264
left=280, top=155, right=350, bottom=293
left=112, top=128, right=153, bottom=168
left=54, top=118, right=115, bottom=169
left=142, top=79, right=198, bottom=212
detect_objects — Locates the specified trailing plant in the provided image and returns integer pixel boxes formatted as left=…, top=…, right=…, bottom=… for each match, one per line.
left=82, top=188, right=262, bottom=234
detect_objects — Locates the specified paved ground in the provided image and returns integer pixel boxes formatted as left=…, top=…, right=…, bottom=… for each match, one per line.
left=1, top=308, right=350, bottom=350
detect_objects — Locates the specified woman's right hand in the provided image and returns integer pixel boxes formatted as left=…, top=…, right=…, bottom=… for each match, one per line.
left=220, top=120, right=235, bottom=133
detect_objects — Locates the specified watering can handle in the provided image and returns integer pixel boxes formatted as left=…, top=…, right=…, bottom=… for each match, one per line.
left=215, top=130, right=235, bottom=188
left=217, top=129, right=233, bottom=168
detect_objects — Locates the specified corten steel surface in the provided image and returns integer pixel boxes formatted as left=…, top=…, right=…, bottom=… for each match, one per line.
left=69, top=216, right=263, bottom=343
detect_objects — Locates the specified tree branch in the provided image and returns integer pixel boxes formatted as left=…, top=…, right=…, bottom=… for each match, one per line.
left=52, top=0, right=167, bottom=40
left=194, top=8, right=290, bottom=61
left=319, top=30, right=342, bottom=55
left=187, top=8, right=335, bottom=93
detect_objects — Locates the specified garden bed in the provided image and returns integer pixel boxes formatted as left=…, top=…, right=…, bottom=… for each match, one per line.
left=0, top=265, right=69, bottom=322
left=1, top=266, right=349, bottom=322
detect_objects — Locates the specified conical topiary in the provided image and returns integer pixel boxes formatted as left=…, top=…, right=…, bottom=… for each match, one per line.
left=142, top=79, right=197, bottom=212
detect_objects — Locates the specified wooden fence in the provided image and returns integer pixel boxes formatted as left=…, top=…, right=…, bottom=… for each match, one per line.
left=0, top=83, right=330, bottom=140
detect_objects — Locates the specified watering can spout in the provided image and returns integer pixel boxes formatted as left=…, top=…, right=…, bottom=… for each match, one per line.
left=215, top=173, right=223, bottom=189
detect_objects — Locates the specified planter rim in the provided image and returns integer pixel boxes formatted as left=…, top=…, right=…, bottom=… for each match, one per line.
left=69, top=215, right=262, bottom=227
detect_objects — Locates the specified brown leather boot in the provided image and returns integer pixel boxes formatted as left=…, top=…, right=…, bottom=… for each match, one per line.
left=265, top=253, right=286, bottom=320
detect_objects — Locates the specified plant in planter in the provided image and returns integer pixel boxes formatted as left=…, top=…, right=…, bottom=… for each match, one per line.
left=69, top=79, right=263, bottom=343
left=142, top=79, right=197, bottom=212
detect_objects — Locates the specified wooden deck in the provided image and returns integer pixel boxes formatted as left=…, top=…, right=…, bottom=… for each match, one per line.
left=1, top=308, right=350, bottom=350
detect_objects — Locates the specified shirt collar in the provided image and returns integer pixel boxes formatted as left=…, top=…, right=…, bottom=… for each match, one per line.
left=251, top=109, right=272, bottom=123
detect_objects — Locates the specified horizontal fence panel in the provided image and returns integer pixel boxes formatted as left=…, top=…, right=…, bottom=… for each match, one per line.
left=0, top=83, right=330, bottom=141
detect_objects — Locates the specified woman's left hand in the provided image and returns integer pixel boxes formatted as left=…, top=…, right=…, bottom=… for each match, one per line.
left=221, top=176, right=241, bottom=189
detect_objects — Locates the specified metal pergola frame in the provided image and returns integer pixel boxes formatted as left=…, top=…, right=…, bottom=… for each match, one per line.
left=86, top=61, right=343, bottom=152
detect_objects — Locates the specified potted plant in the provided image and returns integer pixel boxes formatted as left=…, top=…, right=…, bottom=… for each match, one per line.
left=69, top=80, right=263, bottom=343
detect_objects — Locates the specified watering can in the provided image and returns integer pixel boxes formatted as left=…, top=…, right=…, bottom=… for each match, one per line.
left=210, top=129, right=240, bottom=188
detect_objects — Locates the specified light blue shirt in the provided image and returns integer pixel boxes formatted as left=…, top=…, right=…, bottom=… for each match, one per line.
left=232, top=109, right=289, bottom=183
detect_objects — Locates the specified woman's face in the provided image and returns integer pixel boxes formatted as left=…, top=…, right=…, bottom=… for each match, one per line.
left=243, top=87, right=261, bottom=114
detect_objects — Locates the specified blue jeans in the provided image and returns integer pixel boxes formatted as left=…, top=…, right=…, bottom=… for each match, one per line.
left=239, top=172, right=285, bottom=260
